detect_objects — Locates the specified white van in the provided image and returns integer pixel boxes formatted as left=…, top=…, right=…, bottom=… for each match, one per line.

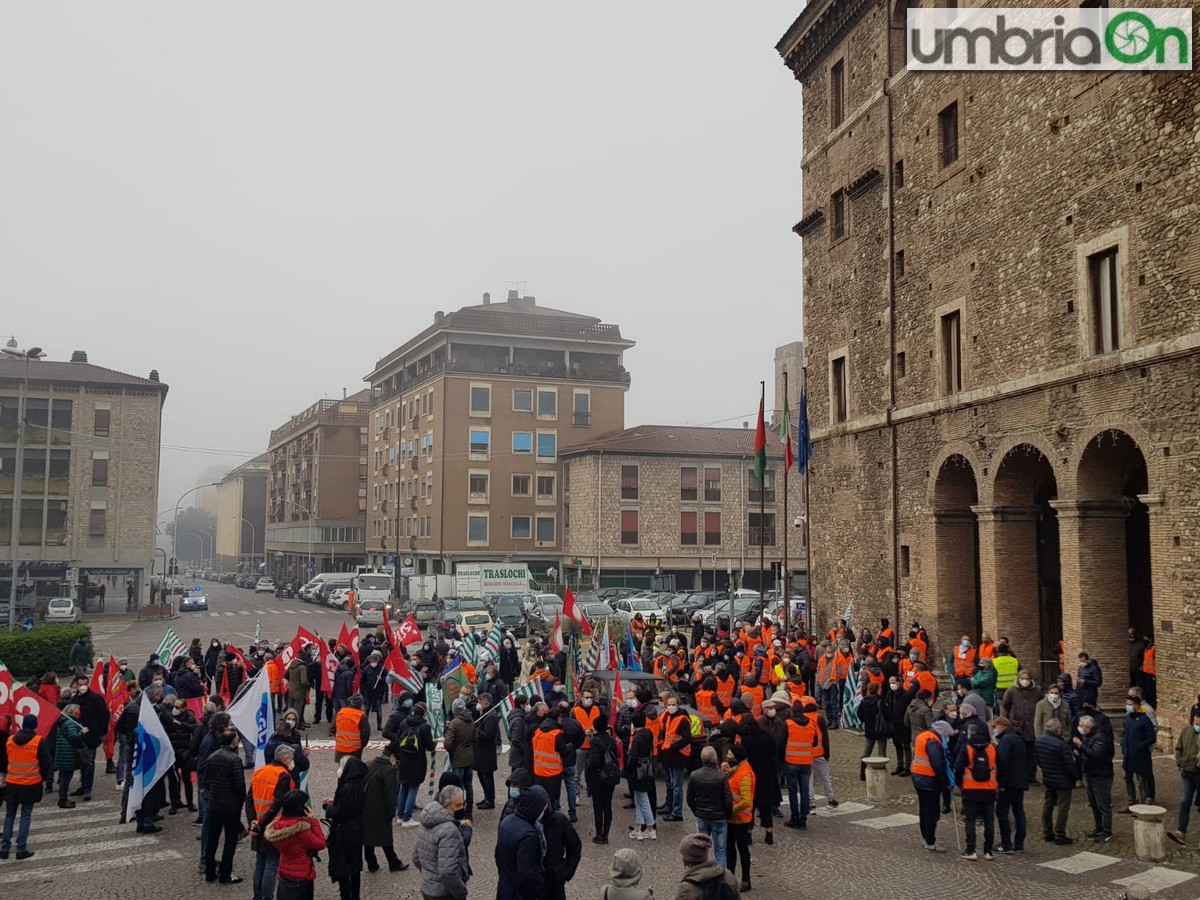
left=300, top=573, right=343, bottom=603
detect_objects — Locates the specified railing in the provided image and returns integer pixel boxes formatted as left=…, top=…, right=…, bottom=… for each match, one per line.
left=747, top=527, right=777, bottom=547
left=371, top=359, right=630, bottom=405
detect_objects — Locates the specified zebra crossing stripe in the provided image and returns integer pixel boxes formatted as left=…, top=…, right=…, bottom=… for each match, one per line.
left=224, top=612, right=236, bottom=616
left=34, top=812, right=121, bottom=826
left=238, top=610, right=251, bottom=615
left=30, top=824, right=135, bottom=843
left=0, top=837, right=157, bottom=864
left=209, top=612, right=220, bottom=618
left=39, top=800, right=113, bottom=816
left=0, top=849, right=182, bottom=884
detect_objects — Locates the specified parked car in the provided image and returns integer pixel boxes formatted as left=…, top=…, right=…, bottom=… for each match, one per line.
left=317, top=580, right=354, bottom=607
left=581, top=601, right=615, bottom=631
left=523, top=593, right=564, bottom=635
left=162, top=578, right=186, bottom=596
left=667, top=591, right=724, bottom=625
left=700, top=596, right=764, bottom=632
left=180, top=591, right=209, bottom=612
left=326, top=587, right=352, bottom=611
left=254, top=578, right=276, bottom=594
left=405, top=600, right=440, bottom=625
left=45, top=597, right=82, bottom=624
left=356, top=598, right=392, bottom=627
left=491, top=595, right=528, bottom=637
left=611, top=596, right=667, bottom=627
left=449, top=610, right=494, bottom=638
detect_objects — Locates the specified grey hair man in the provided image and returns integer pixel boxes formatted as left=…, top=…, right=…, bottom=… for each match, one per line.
left=414, top=785, right=470, bottom=900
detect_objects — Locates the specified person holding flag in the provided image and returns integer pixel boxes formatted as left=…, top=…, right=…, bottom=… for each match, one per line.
left=127, top=684, right=175, bottom=836
left=1, top=712, right=52, bottom=860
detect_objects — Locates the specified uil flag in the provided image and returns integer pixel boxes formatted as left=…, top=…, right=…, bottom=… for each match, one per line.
left=394, top=614, right=423, bottom=648
left=125, top=692, right=176, bottom=821
left=796, top=390, right=813, bottom=475
left=597, top=619, right=613, bottom=671
left=562, top=587, right=593, bottom=636
left=228, top=665, right=273, bottom=768
left=550, top=613, right=564, bottom=654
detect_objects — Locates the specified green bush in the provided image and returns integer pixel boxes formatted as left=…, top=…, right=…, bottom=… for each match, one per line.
left=0, top=624, right=92, bottom=678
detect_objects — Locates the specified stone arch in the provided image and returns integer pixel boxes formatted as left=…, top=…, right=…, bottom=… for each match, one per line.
left=1067, top=417, right=1158, bottom=493
left=925, top=441, right=982, bottom=506
left=927, top=453, right=982, bottom=660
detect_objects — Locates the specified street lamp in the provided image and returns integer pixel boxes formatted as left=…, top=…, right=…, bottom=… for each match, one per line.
left=276, top=498, right=314, bottom=582
left=232, top=516, right=257, bottom=574
left=171, top=483, right=219, bottom=579
left=199, top=527, right=216, bottom=568
left=3, top=338, right=46, bottom=630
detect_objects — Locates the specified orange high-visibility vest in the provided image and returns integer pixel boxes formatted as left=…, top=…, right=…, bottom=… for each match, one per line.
left=877, top=627, right=895, bottom=646
left=915, top=670, right=939, bottom=694
left=742, top=684, right=764, bottom=718
left=532, top=727, right=563, bottom=776
left=728, top=761, right=756, bottom=824
left=785, top=680, right=808, bottom=702
left=695, top=690, right=719, bottom=726
left=899, top=658, right=916, bottom=688
left=978, top=640, right=995, bottom=660
left=804, top=710, right=824, bottom=756
left=573, top=704, right=600, bottom=749
left=335, top=707, right=365, bottom=754
left=5, top=735, right=42, bottom=785
left=863, top=668, right=884, bottom=690
left=715, top=676, right=736, bottom=708
left=954, top=647, right=978, bottom=677
left=784, top=718, right=815, bottom=766
left=909, top=636, right=928, bottom=663
left=962, top=744, right=998, bottom=791
left=660, top=712, right=691, bottom=758
left=1142, top=645, right=1156, bottom=676
left=251, top=763, right=290, bottom=820
left=911, top=730, right=938, bottom=777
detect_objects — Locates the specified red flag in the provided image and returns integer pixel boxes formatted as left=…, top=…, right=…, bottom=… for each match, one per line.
left=12, top=685, right=60, bottom=738
left=550, top=613, right=564, bottom=654
left=612, top=671, right=624, bottom=706
left=562, top=587, right=593, bottom=636
left=394, top=614, right=423, bottom=647
left=88, top=662, right=104, bottom=695
left=219, top=666, right=231, bottom=703
left=0, top=668, right=14, bottom=718
left=224, top=643, right=250, bottom=671
left=105, top=656, right=129, bottom=724
left=385, top=645, right=424, bottom=696
left=337, top=622, right=354, bottom=654
left=185, top=697, right=207, bottom=720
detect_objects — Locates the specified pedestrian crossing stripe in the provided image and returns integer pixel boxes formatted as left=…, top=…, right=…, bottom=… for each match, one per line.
left=0, top=836, right=157, bottom=864
left=29, top=824, right=134, bottom=843
left=0, top=849, right=182, bottom=884
left=814, top=801, right=873, bottom=817
left=850, top=812, right=921, bottom=829
left=1111, top=867, right=1195, bottom=892
left=38, top=799, right=113, bottom=816
left=1038, top=851, right=1120, bottom=874
left=25, top=812, right=120, bottom=827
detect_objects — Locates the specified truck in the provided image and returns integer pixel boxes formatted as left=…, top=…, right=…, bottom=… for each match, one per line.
left=409, top=574, right=454, bottom=601
left=352, top=566, right=394, bottom=604
left=454, top=562, right=535, bottom=599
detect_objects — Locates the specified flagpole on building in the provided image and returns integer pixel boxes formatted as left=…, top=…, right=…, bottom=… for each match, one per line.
left=758, top=381, right=766, bottom=606
left=782, top=370, right=790, bottom=634
left=801, top=366, right=814, bottom=635
left=804, top=455, right=813, bottom=635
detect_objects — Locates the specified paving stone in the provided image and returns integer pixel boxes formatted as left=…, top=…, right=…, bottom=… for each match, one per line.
left=1111, top=867, right=1197, bottom=892
left=1038, top=851, right=1121, bottom=874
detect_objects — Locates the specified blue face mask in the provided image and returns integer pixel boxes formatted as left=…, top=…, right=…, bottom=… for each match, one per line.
left=509, top=787, right=521, bottom=799
left=1125, top=704, right=1135, bottom=714
left=403, top=699, right=414, bottom=709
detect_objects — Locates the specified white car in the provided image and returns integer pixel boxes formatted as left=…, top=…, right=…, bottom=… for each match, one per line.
left=254, top=578, right=276, bottom=594
left=452, top=610, right=494, bottom=638
left=45, top=597, right=81, bottom=624
left=181, top=591, right=209, bottom=612
left=329, top=588, right=353, bottom=611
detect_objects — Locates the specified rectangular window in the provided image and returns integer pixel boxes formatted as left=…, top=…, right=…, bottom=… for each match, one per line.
left=680, top=467, right=698, bottom=502
left=748, top=512, right=776, bottom=546
left=93, top=408, right=111, bottom=437
left=469, top=427, right=490, bottom=458
left=535, top=516, right=555, bottom=543
left=942, top=310, right=962, bottom=393
left=512, top=431, right=533, bottom=454
left=703, top=467, right=721, bottom=502
left=704, top=511, right=722, bottom=546
left=470, top=385, right=490, bottom=415
left=536, top=388, right=557, bottom=418
left=939, top=101, right=959, bottom=167
left=894, top=159, right=905, bottom=188
left=895, top=249, right=906, bottom=277
left=572, top=391, right=590, bottom=427
left=88, top=506, right=106, bottom=536
left=513, top=389, right=533, bottom=412
left=468, top=472, right=489, bottom=501
left=511, top=516, right=532, bottom=539
left=91, top=456, right=108, bottom=487
left=749, top=469, right=776, bottom=504
left=1089, top=248, right=1121, bottom=354
left=468, top=514, right=488, bottom=544
left=537, top=475, right=556, bottom=500
left=680, top=511, right=698, bottom=545
left=620, top=465, right=638, bottom=500
left=831, top=356, right=848, bottom=423
left=512, top=474, right=531, bottom=497
left=896, top=351, right=907, bottom=379
left=620, top=510, right=638, bottom=545
left=830, top=58, right=845, bottom=127
left=536, top=432, right=557, bottom=461
left=900, top=544, right=911, bottom=576
left=831, top=190, right=846, bottom=241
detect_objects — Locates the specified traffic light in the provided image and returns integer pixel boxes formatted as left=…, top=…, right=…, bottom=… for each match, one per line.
left=169, top=557, right=178, bottom=576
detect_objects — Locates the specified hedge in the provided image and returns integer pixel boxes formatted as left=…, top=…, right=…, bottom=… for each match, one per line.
left=0, top=624, right=93, bottom=678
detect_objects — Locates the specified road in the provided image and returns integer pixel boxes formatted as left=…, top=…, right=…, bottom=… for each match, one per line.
left=5, top=581, right=1195, bottom=899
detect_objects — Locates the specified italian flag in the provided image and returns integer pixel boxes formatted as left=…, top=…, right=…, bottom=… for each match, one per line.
left=753, top=394, right=767, bottom=481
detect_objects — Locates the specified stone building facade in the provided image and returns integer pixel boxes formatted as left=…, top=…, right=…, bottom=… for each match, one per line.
left=777, top=1, right=1200, bottom=720
left=0, top=352, right=168, bottom=605
left=561, top=425, right=807, bottom=595
left=214, top=453, right=267, bottom=573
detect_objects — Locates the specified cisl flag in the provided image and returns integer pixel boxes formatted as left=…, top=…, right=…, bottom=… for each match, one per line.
left=394, top=614, right=423, bottom=648
left=12, top=685, right=60, bottom=737
left=385, top=645, right=424, bottom=696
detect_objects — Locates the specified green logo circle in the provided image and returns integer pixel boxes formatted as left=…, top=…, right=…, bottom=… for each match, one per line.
left=1106, top=11, right=1158, bottom=64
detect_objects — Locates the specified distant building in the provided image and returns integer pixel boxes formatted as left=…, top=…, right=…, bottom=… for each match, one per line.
left=363, top=290, right=633, bottom=581
left=265, top=392, right=370, bottom=582
left=561, top=424, right=806, bottom=594
left=0, top=350, right=168, bottom=605
left=214, top=453, right=268, bottom=573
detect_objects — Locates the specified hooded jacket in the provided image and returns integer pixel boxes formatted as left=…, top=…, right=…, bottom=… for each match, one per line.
left=675, top=859, right=741, bottom=900
left=265, top=814, right=326, bottom=881
left=495, top=786, right=547, bottom=900
left=604, top=847, right=654, bottom=900
left=542, top=805, right=583, bottom=900
left=415, top=801, right=471, bottom=899
left=285, top=658, right=309, bottom=698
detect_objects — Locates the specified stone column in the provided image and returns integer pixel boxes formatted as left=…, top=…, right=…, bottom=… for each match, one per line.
left=930, top=510, right=980, bottom=655
left=1053, top=499, right=1128, bottom=708
left=1138, top=492, right=1172, bottom=736
left=974, top=506, right=1041, bottom=672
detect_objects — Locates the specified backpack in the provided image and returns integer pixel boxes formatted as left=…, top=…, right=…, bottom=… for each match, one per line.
left=969, top=745, right=993, bottom=784
left=600, top=741, right=622, bottom=786
left=397, top=725, right=420, bottom=755
left=684, top=875, right=738, bottom=900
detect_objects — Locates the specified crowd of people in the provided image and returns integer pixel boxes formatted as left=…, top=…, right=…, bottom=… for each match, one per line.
left=0, top=611, right=1183, bottom=899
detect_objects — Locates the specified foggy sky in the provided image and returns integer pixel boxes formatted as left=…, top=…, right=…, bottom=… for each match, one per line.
left=0, top=2, right=804, bottom=512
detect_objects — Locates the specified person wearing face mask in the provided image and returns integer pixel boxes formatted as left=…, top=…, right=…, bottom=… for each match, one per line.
left=203, top=640, right=223, bottom=688
left=64, top=675, right=108, bottom=803
left=954, top=635, right=978, bottom=679
left=899, top=648, right=920, bottom=691
left=1033, top=718, right=1077, bottom=845
left=203, top=724, right=249, bottom=883
left=858, top=681, right=890, bottom=780
left=541, top=785, right=583, bottom=900
left=1034, top=684, right=1070, bottom=742
left=993, top=716, right=1029, bottom=853
left=266, top=710, right=311, bottom=782
left=991, top=643, right=1020, bottom=692
left=247, top=744, right=297, bottom=899
left=971, top=658, right=998, bottom=715
left=659, top=695, right=692, bottom=822
left=884, top=676, right=911, bottom=775
left=324, top=754, right=368, bottom=900
left=1001, top=669, right=1041, bottom=785
left=955, top=678, right=992, bottom=725
left=1072, top=714, right=1115, bottom=843
left=1168, top=711, right=1200, bottom=846
left=394, top=701, right=433, bottom=826
left=1118, top=691, right=1157, bottom=814
left=137, top=652, right=168, bottom=690
left=163, top=699, right=198, bottom=813
left=474, top=692, right=502, bottom=810
left=495, top=785, right=549, bottom=900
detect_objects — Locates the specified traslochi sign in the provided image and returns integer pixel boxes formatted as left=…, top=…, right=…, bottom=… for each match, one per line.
left=454, top=562, right=532, bottom=598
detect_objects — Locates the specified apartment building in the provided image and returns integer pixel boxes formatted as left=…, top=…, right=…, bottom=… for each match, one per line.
left=364, top=291, right=633, bottom=578
left=0, top=350, right=168, bottom=605
left=561, top=425, right=807, bottom=593
left=265, top=391, right=369, bottom=582
left=214, top=453, right=267, bottom=572
left=776, top=1, right=1200, bottom=713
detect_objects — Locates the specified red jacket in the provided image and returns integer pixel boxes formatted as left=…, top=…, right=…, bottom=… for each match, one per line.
left=265, top=815, right=326, bottom=881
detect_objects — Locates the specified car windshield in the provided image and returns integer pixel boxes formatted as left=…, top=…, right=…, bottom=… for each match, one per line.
left=357, top=575, right=391, bottom=590
left=495, top=601, right=522, bottom=615
left=629, top=599, right=660, bottom=611
left=464, top=614, right=490, bottom=625
left=49, top=599, right=71, bottom=608
left=583, top=604, right=610, bottom=617
left=361, top=600, right=385, bottom=610
left=459, top=599, right=488, bottom=610
left=540, top=601, right=563, bottom=613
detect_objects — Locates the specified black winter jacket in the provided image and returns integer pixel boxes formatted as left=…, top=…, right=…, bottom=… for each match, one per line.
left=996, top=730, right=1029, bottom=791
left=1079, top=726, right=1115, bottom=778
left=1034, top=734, right=1078, bottom=789
left=686, top=764, right=734, bottom=821
left=205, top=744, right=248, bottom=814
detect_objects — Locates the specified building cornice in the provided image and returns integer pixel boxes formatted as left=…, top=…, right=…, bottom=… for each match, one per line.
left=776, top=0, right=876, bottom=81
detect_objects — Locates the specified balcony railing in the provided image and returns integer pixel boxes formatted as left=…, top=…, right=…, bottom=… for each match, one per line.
left=748, top=527, right=776, bottom=547
left=372, top=359, right=631, bottom=405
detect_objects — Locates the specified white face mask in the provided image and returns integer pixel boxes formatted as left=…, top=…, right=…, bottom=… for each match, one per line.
left=1047, top=694, right=1061, bottom=706
left=764, top=708, right=776, bottom=718
left=1019, top=679, right=1031, bottom=688
left=625, top=698, right=637, bottom=708
left=667, top=705, right=678, bottom=714
left=889, top=683, right=899, bottom=692
left=582, top=698, right=593, bottom=708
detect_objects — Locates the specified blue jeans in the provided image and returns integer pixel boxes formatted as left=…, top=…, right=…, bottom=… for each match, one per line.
left=1182, top=773, right=1199, bottom=834
left=819, top=684, right=842, bottom=727
left=996, top=788, right=1026, bottom=849
left=664, top=767, right=684, bottom=818
left=253, top=850, right=279, bottom=900
left=453, top=767, right=474, bottom=814
left=633, top=790, right=655, bottom=827
left=785, top=764, right=812, bottom=824
left=695, top=817, right=728, bottom=869
left=1, top=799, right=33, bottom=853
left=564, top=765, right=578, bottom=816
left=398, top=783, right=420, bottom=821
left=197, top=786, right=210, bottom=865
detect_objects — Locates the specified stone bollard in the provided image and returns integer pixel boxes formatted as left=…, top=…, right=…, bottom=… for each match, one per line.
left=1130, top=804, right=1168, bottom=862
left=863, top=756, right=890, bottom=804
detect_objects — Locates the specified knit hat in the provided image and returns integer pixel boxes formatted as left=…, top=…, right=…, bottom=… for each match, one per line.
left=932, top=720, right=953, bottom=740
left=451, top=697, right=467, bottom=714
left=609, top=848, right=644, bottom=887
left=679, top=833, right=713, bottom=865
left=767, top=690, right=792, bottom=708
left=22, top=714, right=38, bottom=731
left=506, top=768, right=532, bottom=788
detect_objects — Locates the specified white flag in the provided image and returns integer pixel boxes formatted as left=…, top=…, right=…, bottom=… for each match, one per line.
left=228, top=666, right=273, bottom=768
left=597, top=620, right=611, bottom=671
left=125, top=693, right=177, bottom=822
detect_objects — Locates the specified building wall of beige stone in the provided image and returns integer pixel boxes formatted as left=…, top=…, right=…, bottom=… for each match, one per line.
left=777, top=0, right=1200, bottom=727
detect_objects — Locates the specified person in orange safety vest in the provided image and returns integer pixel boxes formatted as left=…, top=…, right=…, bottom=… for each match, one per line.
left=334, top=695, right=371, bottom=761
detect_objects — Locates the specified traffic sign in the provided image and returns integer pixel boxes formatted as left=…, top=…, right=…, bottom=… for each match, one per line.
left=306, top=561, right=315, bottom=571
left=399, top=566, right=415, bottom=577
left=387, top=556, right=396, bottom=566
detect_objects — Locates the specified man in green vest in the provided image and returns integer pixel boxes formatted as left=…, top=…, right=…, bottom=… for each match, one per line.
left=992, top=642, right=1020, bottom=710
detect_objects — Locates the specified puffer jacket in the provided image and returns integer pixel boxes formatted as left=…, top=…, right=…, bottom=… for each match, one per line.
left=265, top=814, right=326, bottom=882
left=495, top=788, right=545, bottom=900
left=54, top=715, right=87, bottom=772
left=1034, top=733, right=1078, bottom=789
left=1079, top=726, right=1114, bottom=778
left=507, top=708, right=530, bottom=769
left=205, top=744, right=248, bottom=813
left=414, top=802, right=470, bottom=899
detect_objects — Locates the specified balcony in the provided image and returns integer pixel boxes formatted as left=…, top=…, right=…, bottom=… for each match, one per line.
left=372, top=356, right=631, bottom=404
left=747, top=527, right=776, bottom=547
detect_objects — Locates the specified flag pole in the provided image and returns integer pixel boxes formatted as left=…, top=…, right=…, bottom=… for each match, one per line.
left=802, top=365, right=814, bottom=635
left=758, top=381, right=766, bottom=611
left=782, top=369, right=790, bottom=634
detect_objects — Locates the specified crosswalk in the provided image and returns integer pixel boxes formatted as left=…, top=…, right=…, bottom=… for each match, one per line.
left=0, top=799, right=182, bottom=885
left=205, top=607, right=342, bottom=618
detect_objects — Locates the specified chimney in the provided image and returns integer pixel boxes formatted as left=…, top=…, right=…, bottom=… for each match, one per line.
left=70, top=350, right=88, bottom=363
left=343, top=387, right=347, bottom=399
left=523, top=295, right=536, bottom=308
left=743, top=421, right=749, bottom=429
left=149, top=370, right=160, bottom=382
left=482, top=292, right=490, bottom=305
left=507, top=290, right=519, bottom=304
left=434, top=311, right=445, bottom=324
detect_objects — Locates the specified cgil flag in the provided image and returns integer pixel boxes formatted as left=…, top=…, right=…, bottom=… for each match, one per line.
left=394, top=614, right=423, bottom=648
left=562, top=587, right=593, bottom=636
left=780, top=390, right=795, bottom=472
left=796, top=390, right=813, bottom=475
left=550, top=613, right=564, bottom=654
left=125, top=692, right=177, bottom=822
left=228, top=665, right=273, bottom=768
left=752, top=391, right=767, bottom=482
left=155, top=628, right=187, bottom=666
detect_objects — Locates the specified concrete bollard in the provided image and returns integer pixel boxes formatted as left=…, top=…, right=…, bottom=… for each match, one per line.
left=863, top=756, right=890, bottom=804
left=1130, top=804, right=1168, bottom=862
